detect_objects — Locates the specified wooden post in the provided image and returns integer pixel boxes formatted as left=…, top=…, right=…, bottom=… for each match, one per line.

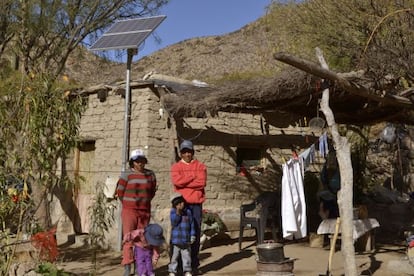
left=274, top=49, right=359, bottom=275
left=316, top=47, right=358, bottom=276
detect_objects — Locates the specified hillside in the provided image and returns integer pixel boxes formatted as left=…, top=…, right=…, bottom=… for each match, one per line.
left=132, top=18, right=278, bottom=82
left=64, top=15, right=279, bottom=86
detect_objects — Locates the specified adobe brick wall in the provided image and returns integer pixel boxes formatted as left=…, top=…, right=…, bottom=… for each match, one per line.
left=52, top=86, right=323, bottom=249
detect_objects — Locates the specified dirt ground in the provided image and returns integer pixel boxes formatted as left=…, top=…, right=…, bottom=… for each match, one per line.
left=57, top=236, right=411, bottom=276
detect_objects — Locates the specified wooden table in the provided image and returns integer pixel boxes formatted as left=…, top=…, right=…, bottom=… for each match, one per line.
left=317, top=218, right=380, bottom=251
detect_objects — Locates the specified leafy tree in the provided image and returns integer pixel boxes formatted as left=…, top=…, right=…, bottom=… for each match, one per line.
left=0, top=70, right=84, bottom=273
left=269, top=0, right=414, bottom=83
left=0, top=0, right=168, bottom=78
left=0, top=1, right=168, bottom=268
left=88, top=183, right=116, bottom=275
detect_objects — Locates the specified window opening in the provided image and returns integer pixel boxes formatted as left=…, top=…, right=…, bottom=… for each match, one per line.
left=236, top=147, right=264, bottom=176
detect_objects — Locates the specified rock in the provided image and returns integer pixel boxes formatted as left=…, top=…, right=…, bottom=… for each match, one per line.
left=8, top=262, right=39, bottom=276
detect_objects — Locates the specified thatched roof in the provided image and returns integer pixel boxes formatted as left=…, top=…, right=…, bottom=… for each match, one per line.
left=78, top=57, right=414, bottom=128
left=155, top=64, right=414, bottom=127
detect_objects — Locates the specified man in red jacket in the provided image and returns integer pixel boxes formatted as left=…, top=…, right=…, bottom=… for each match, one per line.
left=171, top=140, right=207, bottom=275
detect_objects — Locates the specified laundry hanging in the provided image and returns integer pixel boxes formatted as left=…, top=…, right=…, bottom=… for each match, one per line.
left=281, top=158, right=307, bottom=239
left=299, top=144, right=315, bottom=173
left=318, top=132, right=329, bottom=157
left=280, top=131, right=330, bottom=239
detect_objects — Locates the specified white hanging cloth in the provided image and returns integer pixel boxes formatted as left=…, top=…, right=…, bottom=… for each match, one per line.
left=281, top=158, right=307, bottom=239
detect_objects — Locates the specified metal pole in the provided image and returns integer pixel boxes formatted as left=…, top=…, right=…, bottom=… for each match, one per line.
left=118, top=48, right=137, bottom=250
left=121, top=49, right=136, bottom=172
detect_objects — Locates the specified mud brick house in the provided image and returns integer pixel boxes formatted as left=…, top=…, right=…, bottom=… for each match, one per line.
left=50, top=72, right=328, bottom=248
left=50, top=63, right=414, bottom=249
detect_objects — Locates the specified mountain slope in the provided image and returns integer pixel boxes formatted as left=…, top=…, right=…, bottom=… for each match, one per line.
left=132, top=18, right=278, bottom=82
left=66, top=16, right=279, bottom=86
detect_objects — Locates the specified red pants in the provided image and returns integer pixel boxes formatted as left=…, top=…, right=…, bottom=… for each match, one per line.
left=121, top=208, right=150, bottom=265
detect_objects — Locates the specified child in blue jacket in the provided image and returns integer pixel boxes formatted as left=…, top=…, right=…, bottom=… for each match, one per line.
left=168, top=193, right=196, bottom=276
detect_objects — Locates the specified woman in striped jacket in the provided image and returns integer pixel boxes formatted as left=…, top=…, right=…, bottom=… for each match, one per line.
left=116, top=148, right=157, bottom=275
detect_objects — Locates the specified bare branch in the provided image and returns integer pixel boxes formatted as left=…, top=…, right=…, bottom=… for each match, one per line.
left=274, top=52, right=413, bottom=108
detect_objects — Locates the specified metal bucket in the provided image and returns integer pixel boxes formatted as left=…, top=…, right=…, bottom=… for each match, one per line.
left=256, top=242, right=285, bottom=263
left=256, top=258, right=295, bottom=275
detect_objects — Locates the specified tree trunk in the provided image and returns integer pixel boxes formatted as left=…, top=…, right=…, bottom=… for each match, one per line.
left=316, top=48, right=357, bottom=276
left=31, top=181, right=51, bottom=230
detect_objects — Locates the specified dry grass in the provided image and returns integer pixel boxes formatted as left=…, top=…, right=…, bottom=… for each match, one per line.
left=63, top=14, right=279, bottom=86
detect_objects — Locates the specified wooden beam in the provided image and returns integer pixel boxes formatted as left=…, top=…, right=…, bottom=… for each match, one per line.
left=274, top=52, right=414, bottom=108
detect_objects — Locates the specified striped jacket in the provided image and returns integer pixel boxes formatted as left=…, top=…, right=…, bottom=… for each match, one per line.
left=116, top=169, right=157, bottom=210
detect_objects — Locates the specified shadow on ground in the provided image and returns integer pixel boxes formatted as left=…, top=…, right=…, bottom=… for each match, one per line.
left=155, top=237, right=256, bottom=275
left=200, top=249, right=255, bottom=274
left=58, top=243, right=121, bottom=275
left=357, top=244, right=406, bottom=275
left=155, top=250, right=255, bottom=275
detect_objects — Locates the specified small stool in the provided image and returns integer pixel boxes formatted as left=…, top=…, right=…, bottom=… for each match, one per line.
left=328, top=230, right=376, bottom=252
left=355, top=229, right=376, bottom=252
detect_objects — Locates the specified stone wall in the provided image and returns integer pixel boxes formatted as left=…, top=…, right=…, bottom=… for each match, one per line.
left=52, top=86, right=324, bottom=249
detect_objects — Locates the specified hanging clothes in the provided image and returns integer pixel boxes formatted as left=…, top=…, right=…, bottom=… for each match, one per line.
left=281, top=158, right=307, bottom=240
left=299, top=144, right=315, bottom=173
left=318, top=132, right=329, bottom=157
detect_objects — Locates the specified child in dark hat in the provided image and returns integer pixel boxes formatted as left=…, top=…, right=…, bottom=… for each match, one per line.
left=123, top=223, right=165, bottom=276
left=168, top=193, right=196, bottom=276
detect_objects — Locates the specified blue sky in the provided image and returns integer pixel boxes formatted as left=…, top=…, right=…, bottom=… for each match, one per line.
left=130, top=0, right=272, bottom=61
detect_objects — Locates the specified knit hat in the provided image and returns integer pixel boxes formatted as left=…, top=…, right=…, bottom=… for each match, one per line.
left=179, top=140, right=193, bottom=151
left=170, top=192, right=184, bottom=206
left=130, top=148, right=147, bottom=162
left=144, top=224, right=165, bottom=247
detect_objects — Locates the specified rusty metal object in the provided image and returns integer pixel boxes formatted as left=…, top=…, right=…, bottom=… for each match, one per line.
left=256, top=258, right=296, bottom=275
left=256, top=242, right=285, bottom=263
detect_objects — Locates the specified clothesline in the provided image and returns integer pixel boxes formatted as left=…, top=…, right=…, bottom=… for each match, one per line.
left=296, top=131, right=329, bottom=172
left=284, top=131, right=329, bottom=163
left=280, top=131, right=329, bottom=240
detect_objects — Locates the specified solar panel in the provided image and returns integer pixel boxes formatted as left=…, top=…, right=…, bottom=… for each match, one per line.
left=90, top=15, right=166, bottom=51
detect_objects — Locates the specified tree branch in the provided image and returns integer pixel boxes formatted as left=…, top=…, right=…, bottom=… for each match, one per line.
left=274, top=52, right=413, bottom=108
